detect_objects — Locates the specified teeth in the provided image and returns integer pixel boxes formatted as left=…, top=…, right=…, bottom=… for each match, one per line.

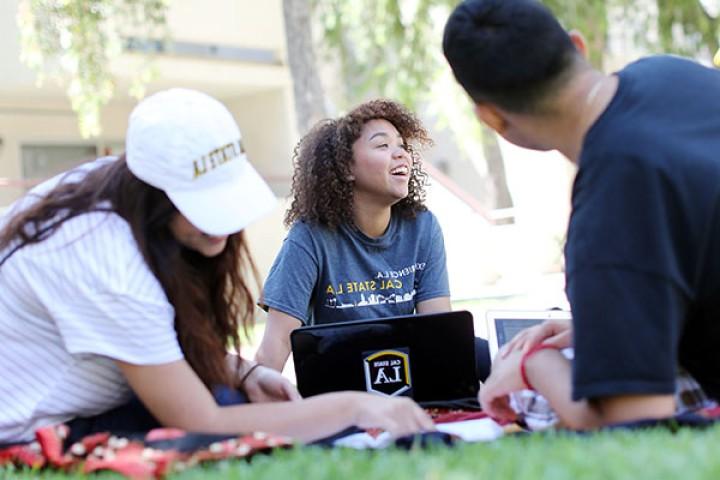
left=391, top=166, right=409, bottom=175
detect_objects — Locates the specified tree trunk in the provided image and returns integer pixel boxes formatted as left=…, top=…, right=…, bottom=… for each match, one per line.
left=481, top=126, right=514, bottom=223
left=282, top=0, right=328, bottom=136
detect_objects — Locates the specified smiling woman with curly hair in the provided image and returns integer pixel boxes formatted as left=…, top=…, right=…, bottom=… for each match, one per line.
left=284, top=99, right=431, bottom=229
left=255, top=99, right=461, bottom=373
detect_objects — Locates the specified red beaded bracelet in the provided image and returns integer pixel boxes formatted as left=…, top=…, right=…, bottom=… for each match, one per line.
left=519, top=344, right=560, bottom=391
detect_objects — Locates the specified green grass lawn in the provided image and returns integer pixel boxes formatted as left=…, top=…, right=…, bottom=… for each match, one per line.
left=4, top=425, right=720, bottom=479
left=5, top=297, right=711, bottom=479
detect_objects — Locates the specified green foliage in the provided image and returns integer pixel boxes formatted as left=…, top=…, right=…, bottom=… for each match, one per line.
left=312, top=0, right=459, bottom=112
left=17, top=0, right=169, bottom=137
left=546, top=0, right=720, bottom=67
left=542, top=0, right=612, bottom=67
left=313, top=0, right=718, bottom=111
left=656, top=0, right=720, bottom=58
left=16, top=0, right=719, bottom=139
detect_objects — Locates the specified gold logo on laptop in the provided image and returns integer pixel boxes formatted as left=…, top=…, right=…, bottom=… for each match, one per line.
left=363, top=348, right=412, bottom=397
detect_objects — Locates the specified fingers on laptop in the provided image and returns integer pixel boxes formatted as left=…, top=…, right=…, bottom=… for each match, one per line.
left=384, top=397, right=435, bottom=437
left=355, top=395, right=435, bottom=437
left=501, top=320, right=572, bottom=358
left=501, top=327, right=543, bottom=356
left=541, top=329, right=572, bottom=349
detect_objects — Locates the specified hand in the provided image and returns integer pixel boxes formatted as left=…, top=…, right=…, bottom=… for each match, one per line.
left=242, top=365, right=302, bottom=403
left=479, top=348, right=527, bottom=422
left=351, top=394, right=435, bottom=438
left=501, top=319, right=572, bottom=359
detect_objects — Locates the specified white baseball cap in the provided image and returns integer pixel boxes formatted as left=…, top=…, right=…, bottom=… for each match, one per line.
left=126, top=88, right=276, bottom=236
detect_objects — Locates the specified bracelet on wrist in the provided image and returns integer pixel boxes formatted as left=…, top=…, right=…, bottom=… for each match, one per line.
left=519, top=344, right=559, bottom=391
left=238, top=363, right=262, bottom=389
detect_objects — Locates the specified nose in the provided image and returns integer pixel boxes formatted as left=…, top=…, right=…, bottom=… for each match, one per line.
left=392, top=146, right=409, bottom=158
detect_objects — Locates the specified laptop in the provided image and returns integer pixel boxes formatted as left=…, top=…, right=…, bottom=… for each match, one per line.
left=291, top=310, right=478, bottom=403
left=485, top=309, right=572, bottom=361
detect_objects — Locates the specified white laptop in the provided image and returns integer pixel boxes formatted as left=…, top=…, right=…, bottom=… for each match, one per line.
left=485, top=310, right=572, bottom=361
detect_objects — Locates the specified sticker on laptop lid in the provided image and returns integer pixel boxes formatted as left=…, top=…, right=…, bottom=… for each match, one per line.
left=362, top=347, right=412, bottom=397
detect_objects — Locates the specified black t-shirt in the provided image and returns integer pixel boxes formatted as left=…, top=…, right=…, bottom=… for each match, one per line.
left=566, top=55, right=720, bottom=401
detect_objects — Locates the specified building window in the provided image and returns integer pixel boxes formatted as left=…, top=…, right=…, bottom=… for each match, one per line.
left=21, top=144, right=98, bottom=182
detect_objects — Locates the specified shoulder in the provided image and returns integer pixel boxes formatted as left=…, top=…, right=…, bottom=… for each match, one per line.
left=398, top=209, right=441, bottom=233
left=2, top=157, right=117, bottom=222
left=393, top=210, right=445, bottom=254
left=286, top=220, right=314, bottom=238
left=588, top=56, right=711, bottom=153
left=57, top=210, right=136, bottom=248
left=275, top=221, right=330, bottom=262
left=286, top=220, right=339, bottom=244
left=23, top=211, right=160, bottom=297
left=621, top=55, right=702, bottom=77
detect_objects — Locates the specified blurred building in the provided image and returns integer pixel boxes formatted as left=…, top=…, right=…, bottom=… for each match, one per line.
left=0, top=0, right=571, bottom=313
left=0, top=0, right=298, bottom=278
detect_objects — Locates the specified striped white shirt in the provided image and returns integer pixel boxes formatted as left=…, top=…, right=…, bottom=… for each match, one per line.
left=0, top=159, right=183, bottom=443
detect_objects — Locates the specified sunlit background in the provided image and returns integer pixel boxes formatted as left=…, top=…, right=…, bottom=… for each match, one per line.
left=1, top=0, right=718, bottom=371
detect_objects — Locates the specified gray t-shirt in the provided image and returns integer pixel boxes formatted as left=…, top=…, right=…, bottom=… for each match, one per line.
left=261, top=210, right=450, bottom=325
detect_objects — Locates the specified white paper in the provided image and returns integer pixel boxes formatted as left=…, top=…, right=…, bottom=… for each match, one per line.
left=333, top=418, right=504, bottom=449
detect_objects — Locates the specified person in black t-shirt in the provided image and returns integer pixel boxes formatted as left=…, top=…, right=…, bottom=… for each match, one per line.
left=443, top=0, right=720, bottom=429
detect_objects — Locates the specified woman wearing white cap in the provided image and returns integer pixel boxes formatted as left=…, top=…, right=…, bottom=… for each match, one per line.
left=0, top=89, right=434, bottom=446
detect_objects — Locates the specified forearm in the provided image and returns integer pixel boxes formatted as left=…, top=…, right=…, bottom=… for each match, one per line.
left=200, top=392, right=358, bottom=442
left=525, top=350, right=602, bottom=430
left=145, top=389, right=356, bottom=442
left=119, top=359, right=355, bottom=442
left=255, top=335, right=291, bottom=372
left=255, top=309, right=301, bottom=372
left=526, top=351, right=675, bottom=429
left=416, top=296, right=451, bottom=314
left=225, top=353, right=262, bottom=389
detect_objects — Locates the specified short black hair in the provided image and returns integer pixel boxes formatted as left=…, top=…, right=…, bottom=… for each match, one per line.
left=443, top=0, right=580, bottom=112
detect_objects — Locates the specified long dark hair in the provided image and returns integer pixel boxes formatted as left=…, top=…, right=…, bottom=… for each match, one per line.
left=284, top=99, right=431, bottom=229
left=0, top=156, right=258, bottom=386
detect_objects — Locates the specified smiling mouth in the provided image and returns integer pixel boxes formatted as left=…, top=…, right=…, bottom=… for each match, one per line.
left=390, top=165, right=410, bottom=176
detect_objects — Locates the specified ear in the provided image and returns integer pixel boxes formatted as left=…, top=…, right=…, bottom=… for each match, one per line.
left=474, top=103, right=507, bottom=135
left=568, top=30, right=588, bottom=59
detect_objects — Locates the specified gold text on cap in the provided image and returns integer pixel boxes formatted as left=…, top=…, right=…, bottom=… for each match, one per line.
left=192, top=139, right=246, bottom=179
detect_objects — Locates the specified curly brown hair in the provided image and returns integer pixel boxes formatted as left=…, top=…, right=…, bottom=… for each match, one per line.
left=284, top=99, right=431, bottom=229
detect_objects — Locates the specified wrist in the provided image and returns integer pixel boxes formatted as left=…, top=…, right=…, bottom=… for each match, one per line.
left=238, top=362, right=262, bottom=390
left=519, top=344, right=559, bottom=391
left=338, top=392, right=364, bottom=426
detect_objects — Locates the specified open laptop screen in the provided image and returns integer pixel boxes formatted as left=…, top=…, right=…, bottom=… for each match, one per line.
left=291, top=311, right=478, bottom=403
left=495, top=318, right=544, bottom=346
left=486, top=310, right=572, bottom=360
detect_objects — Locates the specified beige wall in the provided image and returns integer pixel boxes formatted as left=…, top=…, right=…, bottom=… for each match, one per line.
left=0, top=0, right=297, bottom=283
left=0, top=90, right=295, bottom=278
left=1, top=0, right=289, bottom=92
left=0, top=101, right=118, bottom=205
left=0, top=0, right=572, bottom=307
left=166, top=0, right=286, bottom=50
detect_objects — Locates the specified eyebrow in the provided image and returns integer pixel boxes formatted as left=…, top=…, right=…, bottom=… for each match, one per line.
left=369, top=132, right=403, bottom=141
